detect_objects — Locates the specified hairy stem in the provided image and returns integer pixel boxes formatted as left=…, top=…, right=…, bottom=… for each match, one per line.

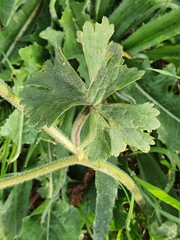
left=0, top=155, right=145, bottom=208
left=71, top=106, right=91, bottom=146
left=44, top=125, right=76, bottom=154
left=0, top=78, right=24, bottom=110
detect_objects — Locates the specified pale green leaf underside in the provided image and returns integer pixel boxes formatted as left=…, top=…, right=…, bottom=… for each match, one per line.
left=87, top=42, right=144, bottom=105
left=77, top=18, right=144, bottom=105
left=20, top=48, right=88, bottom=127
left=98, top=103, right=160, bottom=155
left=21, top=200, right=82, bottom=240
left=81, top=103, right=160, bottom=162
left=77, top=17, right=114, bottom=83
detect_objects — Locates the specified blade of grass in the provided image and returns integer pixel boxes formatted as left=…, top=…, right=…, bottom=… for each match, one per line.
left=143, top=193, right=180, bottom=224
left=0, top=0, right=43, bottom=63
left=134, top=176, right=180, bottom=211
left=148, top=68, right=180, bottom=80
left=123, top=7, right=180, bottom=55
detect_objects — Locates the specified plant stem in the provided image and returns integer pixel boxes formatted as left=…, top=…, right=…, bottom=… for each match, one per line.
left=44, top=125, right=76, bottom=154
left=0, top=78, right=24, bottom=111
left=71, top=106, right=91, bottom=146
left=0, top=155, right=145, bottom=208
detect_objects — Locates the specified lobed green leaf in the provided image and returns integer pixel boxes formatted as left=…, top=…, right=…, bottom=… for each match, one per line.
left=20, top=17, right=159, bottom=160
left=77, top=17, right=114, bottom=84
left=98, top=103, right=160, bottom=155
left=20, top=48, right=88, bottom=127
left=125, top=63, right=180, bottom=151
left=78, top=18, right=144, bottom=105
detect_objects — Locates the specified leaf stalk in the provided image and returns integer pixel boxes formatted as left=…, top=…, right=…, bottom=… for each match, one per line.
left=0, top=78, right=24, bottom=111
left=71, top=106, right=91, bottom=146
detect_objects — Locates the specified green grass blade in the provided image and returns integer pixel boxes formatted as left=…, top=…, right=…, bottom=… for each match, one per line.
left=148, top=68, right=180, bottom=80
left=0, top=0, right=25, bottom=26
left=94, top=0, right=115, bottom=21
left=143, top=193, right=180, bottom=224
left=0, top=0, right=42, bottom=62
left=123, top=7, right=180, bottom=55
left=109, top=0, right=156, bottom=40
left=134, top=176, right=180, bottom=211
left=146, top=45, right=180, bottom=61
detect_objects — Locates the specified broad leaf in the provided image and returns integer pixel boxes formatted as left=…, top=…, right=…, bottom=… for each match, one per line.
left=98, top=103, right=160, bottom=155
left=80, top=103, right=160, bottom=162
left=19, top=42, right=49, bottom=75
left=93, top=171, right=118, bottom=240
left=88, top=42, right=144, bottom=105
left=39, top=28, right=64, bottom=47
left=0, top=182, right=32, bottom=239
left=20, top=48, right=88, bottom=127
left=77, top=17, right=144, bottom=105
left=77, top=17, right=114, bottom=83
left=150, top=220, right=179, bottom=240
left=124, top=62, right=180, bottom=151
left=21, top=199, right=83, bottom=240
left=20, top=17, right=159, bottom=158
